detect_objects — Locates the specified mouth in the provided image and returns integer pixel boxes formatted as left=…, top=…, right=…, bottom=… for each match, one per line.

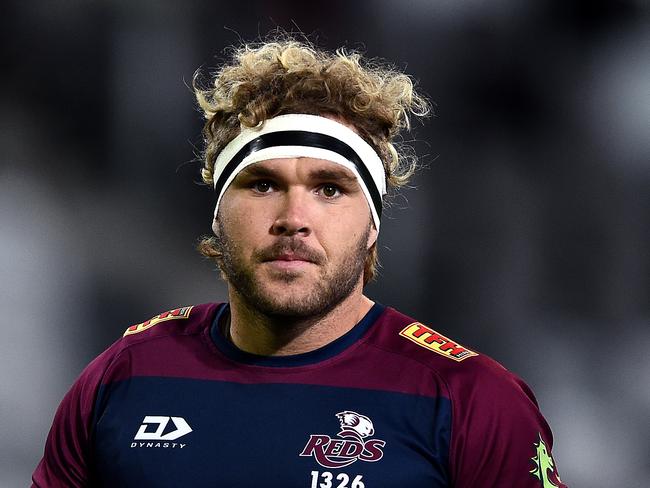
left=264, top=254, right=314, bottom=268
left=270, top=253, right=312, bottom=262
left=261, top=252, right=318, bottom=273
left=256, top=240, right=323, bottom=272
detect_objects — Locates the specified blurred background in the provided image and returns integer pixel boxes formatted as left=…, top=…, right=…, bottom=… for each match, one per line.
left=1, top=1, right=648, bottom=486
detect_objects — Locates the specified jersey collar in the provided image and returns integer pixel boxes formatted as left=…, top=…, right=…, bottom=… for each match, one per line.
left=209, top=302, right=385, bottom=367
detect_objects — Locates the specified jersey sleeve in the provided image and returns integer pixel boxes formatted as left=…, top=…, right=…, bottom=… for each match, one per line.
left=448, top=360, right=567, bottom=488
left=31, top=346, right=120, bottom=487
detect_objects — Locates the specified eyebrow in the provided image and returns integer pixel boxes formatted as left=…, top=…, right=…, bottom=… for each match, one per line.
left=237, top=164, right=359, bottom=185
left=308, top=168, right=358, bottom=184
left=236, top=165, right=276, bottom=179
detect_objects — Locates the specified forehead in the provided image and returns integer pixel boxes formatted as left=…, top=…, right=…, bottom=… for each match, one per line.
left=237, top=157, right=359, bottom=182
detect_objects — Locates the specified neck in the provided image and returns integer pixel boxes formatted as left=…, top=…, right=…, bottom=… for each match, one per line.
left=226, top=285, right=374, bottom=356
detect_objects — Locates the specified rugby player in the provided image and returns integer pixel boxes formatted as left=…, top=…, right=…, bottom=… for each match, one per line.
left=33, top=37, right=567, bottom=487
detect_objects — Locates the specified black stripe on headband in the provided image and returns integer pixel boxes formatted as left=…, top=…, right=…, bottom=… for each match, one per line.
left=214, top=131, right=383, bottom=220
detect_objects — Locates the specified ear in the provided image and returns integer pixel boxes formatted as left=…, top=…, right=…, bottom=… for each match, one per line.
left=366, top=224, right=378, bottom=250
left=212, top=203, right=221, bottom=236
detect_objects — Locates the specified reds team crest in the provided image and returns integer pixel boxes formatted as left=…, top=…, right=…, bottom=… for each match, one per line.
left=300, top=411, right=386, bottom=468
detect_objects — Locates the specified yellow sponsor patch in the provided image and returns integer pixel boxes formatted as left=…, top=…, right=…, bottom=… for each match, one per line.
left=399, top=322, right=478, bottom=362
left=123, top=306, right=193, bottom=336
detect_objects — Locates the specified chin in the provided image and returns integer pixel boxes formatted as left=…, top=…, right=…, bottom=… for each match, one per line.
left=262, top=283, right=318, bottom=304
left=246, top=282, right=337, bottom=319
left=228, top=259, right=362, bottom=319
left=253, top=297, right=327, bottom=319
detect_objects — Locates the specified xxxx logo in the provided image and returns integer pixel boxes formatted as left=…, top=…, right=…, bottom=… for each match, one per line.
left=123, top=306, right=193, bottom=337
left=299, top=411, right=386, bottom=469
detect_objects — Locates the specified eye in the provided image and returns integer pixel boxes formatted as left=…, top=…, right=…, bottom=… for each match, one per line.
left=319, top=184, right=342, bottom=199
left=251, top=180, right=273, bottom=193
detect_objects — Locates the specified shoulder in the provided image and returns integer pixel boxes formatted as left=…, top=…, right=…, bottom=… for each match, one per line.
left=368, top=306, right=491, bottom=374
left=369, top=308, right=563, bottom=487
left=117, top=302, right=223, bottom=350
left=368, top=306, right=535, bottom=403
left=66, top=302, right=221, bottom=401
left=120, top=303, right=218, bottom=341
left=82, top=303, right=221, bottom=380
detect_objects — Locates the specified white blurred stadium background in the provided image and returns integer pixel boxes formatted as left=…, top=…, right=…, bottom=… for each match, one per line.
left=1, top=1, right=648, bottom=486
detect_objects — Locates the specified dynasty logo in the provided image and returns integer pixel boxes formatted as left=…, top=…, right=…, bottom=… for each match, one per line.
left=300, top=411, right=386, bottom=468
left=130, top=416, right=192, bottom=450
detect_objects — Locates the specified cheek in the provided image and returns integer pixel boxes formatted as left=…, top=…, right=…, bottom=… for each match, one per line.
left=218, top=197, right=272, bottom=245
left=318, top=219, right=369, bottom=258
left=218, top=194, right=247, bottom=228
left=328, top=205, right=372, bottom=241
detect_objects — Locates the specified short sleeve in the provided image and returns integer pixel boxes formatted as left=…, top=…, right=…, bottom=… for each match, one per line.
left=31, top=349, right=114, bottom=487
left=448, top=361, right=567, bottom=487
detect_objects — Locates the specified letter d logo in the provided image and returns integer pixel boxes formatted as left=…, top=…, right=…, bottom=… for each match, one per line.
left=134, top=416, right=193, bottom=441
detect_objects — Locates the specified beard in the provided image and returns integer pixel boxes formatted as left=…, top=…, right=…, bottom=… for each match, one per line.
left=213, top=219, right=371, bottom=319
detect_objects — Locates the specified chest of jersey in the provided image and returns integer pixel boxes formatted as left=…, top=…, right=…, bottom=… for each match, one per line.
left=93, top=377, right=451, bottom=487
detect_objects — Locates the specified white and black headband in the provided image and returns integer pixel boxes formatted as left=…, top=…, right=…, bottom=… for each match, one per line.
left=212, top=114, right=387, bottom=230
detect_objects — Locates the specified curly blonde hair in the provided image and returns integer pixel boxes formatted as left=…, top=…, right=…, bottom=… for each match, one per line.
left=195, top=36, right=430, bottom=284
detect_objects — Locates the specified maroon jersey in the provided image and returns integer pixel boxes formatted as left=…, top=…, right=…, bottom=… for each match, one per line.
left=33, top=303, right=567, bottom=487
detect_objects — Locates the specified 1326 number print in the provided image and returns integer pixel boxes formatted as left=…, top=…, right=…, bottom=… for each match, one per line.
left=310, top=471, right=364, bottom=488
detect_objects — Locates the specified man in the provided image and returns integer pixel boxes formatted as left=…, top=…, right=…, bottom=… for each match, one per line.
left=33, top=38, right=567, bottom=487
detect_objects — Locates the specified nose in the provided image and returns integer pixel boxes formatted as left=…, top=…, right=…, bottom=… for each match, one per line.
left=271, top=188, right=311, bottom=237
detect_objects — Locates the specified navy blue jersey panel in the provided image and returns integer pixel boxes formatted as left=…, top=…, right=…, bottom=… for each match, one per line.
left=93, top=377, right=450, bottom=487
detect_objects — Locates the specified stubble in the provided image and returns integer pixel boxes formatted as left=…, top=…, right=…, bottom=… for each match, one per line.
left=213, top=219, right=370, bottom=319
